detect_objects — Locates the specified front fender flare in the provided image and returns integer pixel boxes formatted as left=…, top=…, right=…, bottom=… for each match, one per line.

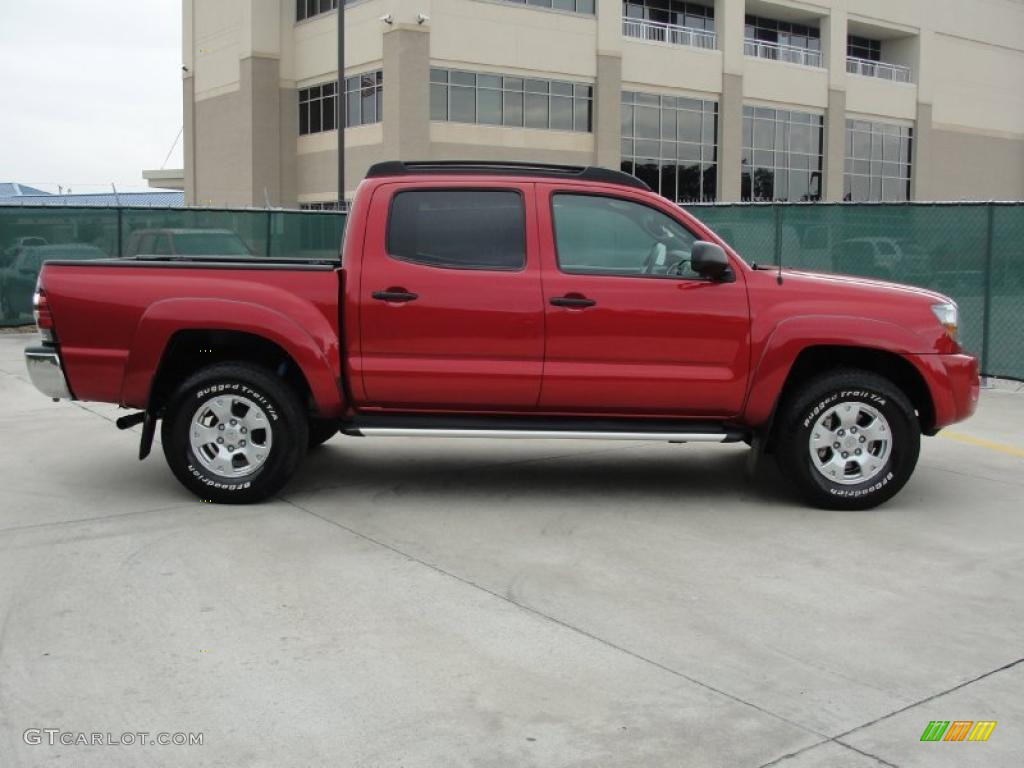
left=742, top=315, right=929, bottom=427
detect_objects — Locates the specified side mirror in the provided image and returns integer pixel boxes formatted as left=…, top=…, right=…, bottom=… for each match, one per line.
left=690, top=241, right=734, bottom=282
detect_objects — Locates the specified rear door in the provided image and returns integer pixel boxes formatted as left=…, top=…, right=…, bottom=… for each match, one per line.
left=537, top=186, right=750, bottom=416
left=357, top=181, right=544, bottom=410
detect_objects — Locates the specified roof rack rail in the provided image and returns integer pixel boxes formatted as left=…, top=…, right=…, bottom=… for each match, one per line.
left=366, top=161, right=651, bottom=191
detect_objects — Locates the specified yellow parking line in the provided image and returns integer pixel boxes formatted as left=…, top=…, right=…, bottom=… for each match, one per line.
left=939, top=431, right=1024, bottom=458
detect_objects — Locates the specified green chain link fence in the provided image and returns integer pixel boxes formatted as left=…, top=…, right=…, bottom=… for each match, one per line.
left=683, top=202, right=1023, bottom=380
left=1, top=202, right=1021, bottom=379
left=0, top=205, right=345, bottom=325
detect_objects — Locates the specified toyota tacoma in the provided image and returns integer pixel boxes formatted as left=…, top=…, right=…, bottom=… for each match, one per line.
left=24, top=161, right=979, bottom=509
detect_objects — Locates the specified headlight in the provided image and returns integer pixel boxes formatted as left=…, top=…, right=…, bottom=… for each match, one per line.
left=931, top=302, right=959, bottom=342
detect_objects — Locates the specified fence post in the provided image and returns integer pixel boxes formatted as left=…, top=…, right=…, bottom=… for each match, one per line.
left=773, top=204, right=782, bottom=268
left=266, top=211, right=272, bottom=258
left=980, top=204, right=995, bottom=383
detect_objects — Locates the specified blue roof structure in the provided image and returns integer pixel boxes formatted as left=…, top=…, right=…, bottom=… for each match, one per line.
left=0, top=182, right=52, bottom=198
left=0, top=188, right=185, bottom=207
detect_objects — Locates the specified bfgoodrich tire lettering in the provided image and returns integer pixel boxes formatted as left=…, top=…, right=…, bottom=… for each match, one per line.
left=776, top=369, right=920, bottom=510
left=161, top=362, right=308, bottom=504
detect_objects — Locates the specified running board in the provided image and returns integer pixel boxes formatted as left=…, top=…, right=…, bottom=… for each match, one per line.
left=356, top=428, right=733, bottom=442
left=342, top=414, right=746, bottom=443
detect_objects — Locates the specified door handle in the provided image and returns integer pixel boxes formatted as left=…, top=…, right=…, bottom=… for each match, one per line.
left=550, top=295, right=596, bottom=308
left=372, top=289, right=418, bottom=303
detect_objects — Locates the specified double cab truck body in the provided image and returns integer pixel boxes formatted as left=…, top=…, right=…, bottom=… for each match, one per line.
left=25, top=162, right=978, bottom=509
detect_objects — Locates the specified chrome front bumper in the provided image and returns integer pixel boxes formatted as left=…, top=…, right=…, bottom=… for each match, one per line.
left=25, top=345, right=72, bottom=400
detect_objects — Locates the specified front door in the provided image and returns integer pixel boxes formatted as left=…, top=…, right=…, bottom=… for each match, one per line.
left=357, top=182, right=544, bottom=410
left=537, top=187, right=750, bottom=416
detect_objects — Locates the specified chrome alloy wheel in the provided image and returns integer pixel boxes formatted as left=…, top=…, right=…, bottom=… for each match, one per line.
left=808, top=401, right=892, bottom=485
left=189, top=394, right=273, bottom=478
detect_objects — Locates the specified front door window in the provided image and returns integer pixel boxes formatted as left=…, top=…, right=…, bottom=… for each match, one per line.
left=552, top=193, right=702, bottom=279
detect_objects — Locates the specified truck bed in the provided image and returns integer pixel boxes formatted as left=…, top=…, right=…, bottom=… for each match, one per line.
left=40, top=257, right=344, bottom=412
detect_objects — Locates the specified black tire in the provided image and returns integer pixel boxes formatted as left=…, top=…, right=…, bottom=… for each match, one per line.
left=775, top=369, right=920, bottom=510
left=308, top=419, right=338, bottom=449
left=161, top=362, right=308, bottom=504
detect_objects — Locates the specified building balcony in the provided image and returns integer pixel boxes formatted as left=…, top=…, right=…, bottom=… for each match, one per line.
left=744, top=38, right=821, bottom=68
left=623, top=17, right=717, bottom=51
left=846, top=56, right=912, bottom=84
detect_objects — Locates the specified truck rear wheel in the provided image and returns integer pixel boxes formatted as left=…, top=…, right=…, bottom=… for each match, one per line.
left=161, top=362, right=308, bottom=504
left=775, top=369, right=920, bottom=510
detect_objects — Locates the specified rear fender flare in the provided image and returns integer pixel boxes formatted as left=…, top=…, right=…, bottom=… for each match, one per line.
left=120, top=298, right=344, bottom=416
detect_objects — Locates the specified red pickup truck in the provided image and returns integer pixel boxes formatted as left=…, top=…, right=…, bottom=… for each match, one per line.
left=25, top=161, right=978, bottom=509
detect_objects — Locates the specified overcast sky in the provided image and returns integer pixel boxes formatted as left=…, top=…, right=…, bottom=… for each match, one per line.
left=0, top=1, right=182, bottom=194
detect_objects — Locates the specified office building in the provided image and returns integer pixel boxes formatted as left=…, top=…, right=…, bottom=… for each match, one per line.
left=182, top=0, right=1024, bottom=207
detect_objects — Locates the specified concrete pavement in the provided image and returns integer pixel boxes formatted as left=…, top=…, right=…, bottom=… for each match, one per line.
left=0, top=334, right=1021, bottom=767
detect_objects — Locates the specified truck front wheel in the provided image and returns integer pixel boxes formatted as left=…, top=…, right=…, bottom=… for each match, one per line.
left=775, top=369, right=920, bottom=510
left=161, top=362, right=308, bottom=504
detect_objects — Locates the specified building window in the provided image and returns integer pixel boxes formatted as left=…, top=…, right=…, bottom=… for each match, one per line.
left=621, top=91, right=718, bottom=203
left=741, top=106, right=824, bottom=202
left=844, top=120, right=912, bottom=202
left=744, top=15, right=820, bottom=51
left=623, top=1, right=715, bottom=33
left=299, top=71, right=382, bottom=136
left=299, top=201, right=347, bottom=211
left=299, top=82, right=335, bottom=135
left=489, top=0, right=596, bottom=13
left=344, top=71, right=383, bottom=128
left=296, top=0, right=336, bottom=22
left=430, top=68, right=593, bottom=132
left=296, top=0, right=365, bottom=22
left=847, top=35, right=881, bottom=61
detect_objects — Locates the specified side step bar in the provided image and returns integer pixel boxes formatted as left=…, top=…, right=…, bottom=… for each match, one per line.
left=356, top=428, right=733, bottom=442
left=341, top=414, right=747, bottom=444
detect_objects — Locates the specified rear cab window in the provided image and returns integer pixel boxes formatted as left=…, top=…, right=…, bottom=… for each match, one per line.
left=386, top=189, right=526, bottom=271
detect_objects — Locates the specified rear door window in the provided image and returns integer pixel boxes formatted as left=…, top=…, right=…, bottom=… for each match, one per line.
left=386, top=190, right=526, bottom=271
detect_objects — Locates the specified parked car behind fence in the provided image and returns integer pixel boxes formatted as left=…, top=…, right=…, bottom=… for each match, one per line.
left=1, top=243, right=105, bottom=320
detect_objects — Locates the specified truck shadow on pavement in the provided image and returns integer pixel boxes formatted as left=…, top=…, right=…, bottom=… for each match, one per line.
left=288, top=442, right=797, bottom=507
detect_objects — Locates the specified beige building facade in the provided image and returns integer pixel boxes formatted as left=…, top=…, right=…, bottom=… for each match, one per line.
left=182, top=0, right=1024, bottom=208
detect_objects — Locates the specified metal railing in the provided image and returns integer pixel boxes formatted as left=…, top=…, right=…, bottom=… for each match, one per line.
left=623, top=17, right=717, bottom=50
left=744, top=38, right=822, bottom=67
left=846, top=56, right=913, bottom=83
